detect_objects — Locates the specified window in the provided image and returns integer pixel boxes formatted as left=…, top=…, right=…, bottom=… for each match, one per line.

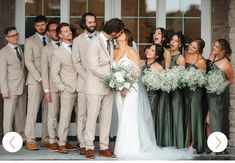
left=166, top=0, right=201, bottom=44
left=70, top=0, right=105, bottom=37
left=121, top=0, right=156, bottom=58
left=25, top=0, right=60, bottom=38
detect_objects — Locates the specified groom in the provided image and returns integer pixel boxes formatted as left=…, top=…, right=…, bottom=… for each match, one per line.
left=84, top=18, right=124, bottom=159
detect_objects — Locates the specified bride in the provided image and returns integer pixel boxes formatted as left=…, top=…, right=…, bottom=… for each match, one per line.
left=113, top=29, right=195, bottom=160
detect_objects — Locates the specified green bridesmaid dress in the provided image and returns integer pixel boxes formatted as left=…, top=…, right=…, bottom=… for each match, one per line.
left=206, top=60, right=229, bottom=134
left=184, top=63, right=205, bottom=153
left=170, top=53, right=185, bottom=149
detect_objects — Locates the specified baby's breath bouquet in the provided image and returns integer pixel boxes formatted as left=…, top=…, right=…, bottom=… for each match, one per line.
left=142, top=69, right=161, bottom=91
left=180, top=66, right=206, bottom=91
left=104, top=60, right=136, bottom=91
left=205, top=69, right=227, bottom=94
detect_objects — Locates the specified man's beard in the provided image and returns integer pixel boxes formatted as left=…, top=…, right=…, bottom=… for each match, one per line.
left=37, top=30, right=47, bottom=35
left=85, top=25, right=96, bottom=33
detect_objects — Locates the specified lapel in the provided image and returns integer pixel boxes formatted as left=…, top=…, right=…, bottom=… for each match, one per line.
left=97, top=34, right=112, bottom=60
left=33, top=33, right=44, bottom=47
left=6, top=44, right=22, bottom=64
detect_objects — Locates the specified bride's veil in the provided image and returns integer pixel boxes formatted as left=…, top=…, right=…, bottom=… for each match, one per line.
left=137, top=68, right=158, bottom=151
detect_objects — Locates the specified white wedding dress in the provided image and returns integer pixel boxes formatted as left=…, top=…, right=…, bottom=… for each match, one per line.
left=113, top=54, right=195, bottom=160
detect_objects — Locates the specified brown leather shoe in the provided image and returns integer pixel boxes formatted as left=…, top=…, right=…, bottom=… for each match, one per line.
left=25, top=142, right=39, bottom=150
left=79, top=147, right=86, bottom=155
left=99, top=149, right=116, bottom=158
left=49, top=143, right=59, bottom=152
left=85, top=149, right=95, bottom=159
left=65, top=142, right=77, bottom=151
left=59, top=145, right=68, bottom=154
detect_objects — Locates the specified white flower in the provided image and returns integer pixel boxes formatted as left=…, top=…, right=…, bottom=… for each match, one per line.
left=113, top=72, right=125, bottom=82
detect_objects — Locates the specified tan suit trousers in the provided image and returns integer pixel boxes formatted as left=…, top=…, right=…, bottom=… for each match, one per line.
left=85, top=91, right=113, bottom=150
left=58, top=90, right=77, bottom=146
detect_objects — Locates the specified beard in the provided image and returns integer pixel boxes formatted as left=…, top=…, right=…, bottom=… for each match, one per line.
left=37, top=29, right=47, bottom=36
left=85, top=25, right=96, bottom=33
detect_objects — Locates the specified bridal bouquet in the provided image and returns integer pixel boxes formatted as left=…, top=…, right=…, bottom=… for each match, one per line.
left=104, top=61, right=136, bottom=91
left=180, top=66, right=206, bottom=91
left=205, top=69, right=227, bottom=94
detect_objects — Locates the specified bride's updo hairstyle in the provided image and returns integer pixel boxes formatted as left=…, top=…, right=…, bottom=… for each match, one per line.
left=123, top=28, right=134, bottom=47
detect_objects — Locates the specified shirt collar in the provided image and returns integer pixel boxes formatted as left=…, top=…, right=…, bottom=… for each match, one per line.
left=62, top=41, right=72, bottom=54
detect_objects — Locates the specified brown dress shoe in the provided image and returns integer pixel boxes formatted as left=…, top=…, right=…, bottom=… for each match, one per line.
left=59, top=145, right=68, bottom=154
left=25, top=142, right=39, bottom=150
left=85, top=149, right=95, bottom=159
left=49, top=143, right=59, bottom=152
left=65, top=142, right=77, bottom=151
left=99, top=149, right=116, bottom=158
left=79, top=147, right=86, bottom=155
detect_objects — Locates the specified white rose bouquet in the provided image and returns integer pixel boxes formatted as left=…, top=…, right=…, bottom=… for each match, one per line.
left=205, top=69, right=227, bottom=94
left=104, top=61, right=136, bottom=92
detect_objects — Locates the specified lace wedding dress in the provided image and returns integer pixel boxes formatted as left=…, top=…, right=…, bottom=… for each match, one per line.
left=113, top=54, right=195, bottom=160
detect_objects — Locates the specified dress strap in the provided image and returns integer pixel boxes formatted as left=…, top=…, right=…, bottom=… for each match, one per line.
left=213, top=55, right=226, bottom=63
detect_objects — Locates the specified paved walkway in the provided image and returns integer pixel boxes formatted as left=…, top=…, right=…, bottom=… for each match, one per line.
left=0, top=141, right=235, bottom=160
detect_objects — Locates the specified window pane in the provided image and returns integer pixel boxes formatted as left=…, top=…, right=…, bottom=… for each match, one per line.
left=166, top=0, right=182, bottom=17
left=140, top=0, right=156, bottom=17
left=25, top=0, right=42, bottom=16
left=70, top=0, right=86, bottom=16
left=139, top=45, right=148, bottom=59
left=183, top=0, right=201, bottom=17
left=139, top=18, right=155, bottom=43
left=88, top=0, right=104, bottom=16
left=166, top=18, right=182, bottom=32
left=121, top=0, right=138, bottom=16
left=122, top=18, right=137, bottom=42
left=44, top=0, right=60, bottom=16
left=184, top=19, right=201, bottom=43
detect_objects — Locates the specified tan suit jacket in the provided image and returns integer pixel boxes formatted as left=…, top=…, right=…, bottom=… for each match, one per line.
left=0, top=44, right=25, bottom=95
left=72, top=32, right=89, bottom=93
left=51, top=45, right=77, bottom=92
left=24, top=33, right=48, bottom=85
left=85, top=34, right=114, bottom=95
left=41, top=42, right=59, bottom=93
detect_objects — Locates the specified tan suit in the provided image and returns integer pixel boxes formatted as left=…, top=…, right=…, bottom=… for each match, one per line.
left=0, top=44, right=26, bottom=135
left=51, top=44, right=77, bottom=146
left=41, top=42, right=60, bottom=144
left=85, top=34, right=114, bottom=150
left=72, top=32, right=97, bottom=148
left=24, top=33, right=49, bottom=142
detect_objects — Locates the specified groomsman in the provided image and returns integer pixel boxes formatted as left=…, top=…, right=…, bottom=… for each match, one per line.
left=0, top=26, right=26, bottom=136
left=72, top=12, right=98, bottom=155
left=24, top=15, right=49, bottom=150
left=84, top=18, right=124, bottom=159
left=51, top=23, right=78, bottom=154
left=41, top=21, right=60, bottom=152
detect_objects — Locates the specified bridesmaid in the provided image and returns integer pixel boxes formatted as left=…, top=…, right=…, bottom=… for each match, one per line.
left=184, top=38, right=207, bottom=154
left=151, top=27, right=171, bottom=69
left=169, top=32, right=186, bottom=149
left=141, top=44, right=164, bottom=139
left=205, top=39, right=233, bottom=153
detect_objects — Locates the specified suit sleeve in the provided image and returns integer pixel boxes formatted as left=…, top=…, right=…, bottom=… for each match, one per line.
left=0, top=53, right=9, bottom=94
left=51, top=53, right=66, bottom=92
left=86, top=40, right=110, bottom=79
left=41, top=47, right=49, bottom=92
left=72, top=39, right=87, bottom=80
left=24, top=38, right=42, bottom=82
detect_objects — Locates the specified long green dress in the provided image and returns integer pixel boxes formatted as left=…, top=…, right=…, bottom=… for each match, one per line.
left=184, top=63, right=205, bottom=153
left=142, top=61, right=161, bottom=140
left=206, top=60, right=229, bottom=134
left=157, top=53, right=183, bottom=147
left=170, top=53, right=185, bottom=149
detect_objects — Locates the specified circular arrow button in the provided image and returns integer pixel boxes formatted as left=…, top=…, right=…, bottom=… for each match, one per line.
left=2, top=132, right=23, bottom=153
left=207, top=132, right=228, bottom=153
